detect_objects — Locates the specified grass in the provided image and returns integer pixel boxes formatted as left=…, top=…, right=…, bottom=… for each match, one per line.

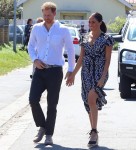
left=0, top=43, right=31, bottom=76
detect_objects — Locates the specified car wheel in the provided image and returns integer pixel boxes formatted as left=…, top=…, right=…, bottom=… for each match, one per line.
left=120, top=74, right=131, bottom=98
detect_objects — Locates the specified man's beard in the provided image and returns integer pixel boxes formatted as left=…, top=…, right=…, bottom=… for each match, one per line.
left=45, top=19, right=53, bottom=24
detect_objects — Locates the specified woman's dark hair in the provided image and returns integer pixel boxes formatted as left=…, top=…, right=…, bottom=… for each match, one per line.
left=27, top=19, right=32, bottom=25
left=92, top=12, right=107, bottom=33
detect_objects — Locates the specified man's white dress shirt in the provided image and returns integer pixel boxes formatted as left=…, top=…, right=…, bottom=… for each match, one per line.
left=28, top=20, right=75, bottom=72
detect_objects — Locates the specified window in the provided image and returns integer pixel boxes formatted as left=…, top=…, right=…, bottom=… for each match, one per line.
left=68, top=29, right=76, bottom=36
left=128, top=24, right=136, bottom=41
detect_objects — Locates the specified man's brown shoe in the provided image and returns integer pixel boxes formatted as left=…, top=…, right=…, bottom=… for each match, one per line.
left=33, top=127, right=45, bottom=143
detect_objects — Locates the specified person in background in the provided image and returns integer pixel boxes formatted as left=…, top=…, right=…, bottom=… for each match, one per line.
left=79, top=25, right=87, bottom=43
left=23, top=18, right=33, bottom=51
left=36, top=17, right=44, bottom=23
left=28, top=2, right=75, bottom=146
left=66, top=12, right=114, bottom=148
left=30, top=17, right=44, bottom=79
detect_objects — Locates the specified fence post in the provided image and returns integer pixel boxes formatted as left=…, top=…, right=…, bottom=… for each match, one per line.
left=13, top=0, right=17, bottom=53
left=4, top=19, right=9, bottom=44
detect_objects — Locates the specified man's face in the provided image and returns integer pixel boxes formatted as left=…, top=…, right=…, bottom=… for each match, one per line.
left=42, top=8, right=56, bottom=24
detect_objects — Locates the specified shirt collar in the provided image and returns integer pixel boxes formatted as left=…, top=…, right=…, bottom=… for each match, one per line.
left=42, top=20, right=60, bottom=28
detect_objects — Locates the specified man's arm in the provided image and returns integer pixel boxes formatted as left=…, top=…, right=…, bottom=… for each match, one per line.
left=28, top=26, right=38, bottom=62
left=28, top=26, right=46, bottom=69
left=64, top=28, right=75, bottom=72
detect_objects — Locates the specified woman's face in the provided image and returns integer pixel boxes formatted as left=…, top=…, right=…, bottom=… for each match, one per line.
left=29, top=20, right=33, bottom=25
left=89, top=15, right=101, bottom=32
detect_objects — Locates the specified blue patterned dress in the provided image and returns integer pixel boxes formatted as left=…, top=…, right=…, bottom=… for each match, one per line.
left=81, top=32, right=114, bottom=112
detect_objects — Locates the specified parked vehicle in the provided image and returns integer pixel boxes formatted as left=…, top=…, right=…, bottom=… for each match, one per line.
left=113, top=13, right=136, bottom=98
left=9, top=24, right=24, bottom=44
left=18, top=25, right=25, bottom=32
left=64, top=26, right=81, bottom=62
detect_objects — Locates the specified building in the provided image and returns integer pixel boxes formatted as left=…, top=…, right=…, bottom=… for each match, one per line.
left=126, top=0, right=136, bottom=9
left=17, top=0, right=132, bottom=23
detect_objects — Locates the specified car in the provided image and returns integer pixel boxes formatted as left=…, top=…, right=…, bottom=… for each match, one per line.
left=9, top=24, right=24, bottom=44
left=18, top=24, right=25, bottom=32
left=64, top=26, right=81, bottom=62
left=113, top=12, right=136, bottom=98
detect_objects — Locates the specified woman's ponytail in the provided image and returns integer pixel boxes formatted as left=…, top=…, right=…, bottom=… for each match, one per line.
left=100, top=21, right=107, bottom=33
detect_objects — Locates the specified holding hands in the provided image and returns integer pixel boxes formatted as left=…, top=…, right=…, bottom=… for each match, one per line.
left=65, top=72, right=75, bottom=87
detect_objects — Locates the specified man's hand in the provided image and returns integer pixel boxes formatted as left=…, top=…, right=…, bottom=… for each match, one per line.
left=34, top=59, right=46, bottom=69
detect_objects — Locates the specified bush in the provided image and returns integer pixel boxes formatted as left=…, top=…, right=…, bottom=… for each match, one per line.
left=113, top=42, right=118, bottom=50
left=107, top=16, right=126, bottom=33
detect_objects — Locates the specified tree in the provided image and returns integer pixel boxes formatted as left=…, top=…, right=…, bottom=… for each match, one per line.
left=107, top=17, right=126, bottom=33
left=0, top=0, right=21, bottom=19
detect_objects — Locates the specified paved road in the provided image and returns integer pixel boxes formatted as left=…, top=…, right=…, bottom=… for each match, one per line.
left=0, top=65, right=32, bottom=110
left=0, top=51, right=136, bottom=150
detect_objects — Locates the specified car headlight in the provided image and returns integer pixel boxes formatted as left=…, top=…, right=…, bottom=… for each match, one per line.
left=122, top=51, right=136, bottom=64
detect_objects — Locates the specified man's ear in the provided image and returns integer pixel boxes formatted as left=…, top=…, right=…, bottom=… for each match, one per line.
left=54, top=11, right=56, bottom=16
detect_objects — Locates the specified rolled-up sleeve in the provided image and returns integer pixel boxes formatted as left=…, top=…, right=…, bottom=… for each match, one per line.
left=28, top=26, right=38, bottom=62
left=64, top=28, right=75, bottom=72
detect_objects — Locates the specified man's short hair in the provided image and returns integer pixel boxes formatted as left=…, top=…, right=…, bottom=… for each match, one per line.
left=41, top=2, right=57, bottom=13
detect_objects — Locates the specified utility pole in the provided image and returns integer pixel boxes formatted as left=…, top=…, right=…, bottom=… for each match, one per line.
left=13, top=0, right=17, bottom=52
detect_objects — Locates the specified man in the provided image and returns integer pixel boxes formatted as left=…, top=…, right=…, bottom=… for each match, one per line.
left=28, top=2, right=75, bottom=146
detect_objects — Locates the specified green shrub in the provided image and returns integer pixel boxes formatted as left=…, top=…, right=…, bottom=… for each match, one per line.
left=113, top=42, right=118, bottom=50
left=107, top=16, right=126, bottom=33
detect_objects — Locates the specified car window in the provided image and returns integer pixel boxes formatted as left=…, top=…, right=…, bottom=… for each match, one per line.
left=9, top=25, right=23, bottom=34
left=128, top=24, right=136, bottom=41
left=17, top=27, right=21, bottom=34
left=68, top=28, right=76, bottom=36
left=9, top=26, right=14, bottom=34
left=18, top=25, right=25, bottom=32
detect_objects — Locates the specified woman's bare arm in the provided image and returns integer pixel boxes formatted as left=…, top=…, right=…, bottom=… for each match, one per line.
left=101, top=45, right=112, bottom=79
left=97, top=45, right=112, bottom=87
left=73, top=46, right=85, bottom=76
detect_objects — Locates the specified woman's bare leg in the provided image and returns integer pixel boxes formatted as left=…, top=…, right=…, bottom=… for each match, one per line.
left=87, top=89, right=98, bottom=147
left=88, top=89, right=98, bottom=129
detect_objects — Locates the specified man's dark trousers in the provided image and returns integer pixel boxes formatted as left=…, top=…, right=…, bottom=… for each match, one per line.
left=29, top=67, right=63, bottom=135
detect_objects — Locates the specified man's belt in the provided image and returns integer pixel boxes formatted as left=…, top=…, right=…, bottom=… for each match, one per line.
left=45, top=64, right=62, bottom=69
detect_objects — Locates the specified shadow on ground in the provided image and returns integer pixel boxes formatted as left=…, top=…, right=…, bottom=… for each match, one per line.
left=103, top=88, right=115, bottom=91
left=35, top=144, right=114, bottom=150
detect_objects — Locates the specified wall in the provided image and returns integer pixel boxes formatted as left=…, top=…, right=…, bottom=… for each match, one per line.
left=23, top=0, right=127, bottom=22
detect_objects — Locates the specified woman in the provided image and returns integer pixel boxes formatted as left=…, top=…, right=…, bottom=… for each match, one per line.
left=23, top=18, right=33, bottom=50
left=66, top=12, right=114, bottom=148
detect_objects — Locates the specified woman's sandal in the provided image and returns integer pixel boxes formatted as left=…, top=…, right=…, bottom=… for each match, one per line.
left=87, top=129, right=98, bottom=148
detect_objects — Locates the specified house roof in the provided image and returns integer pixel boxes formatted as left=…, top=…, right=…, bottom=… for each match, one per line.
left=126, top=0, right=136, bottom=3
left=17, top=0, right=132, bottom=8
left=118, top=0, right=132, bottom=8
